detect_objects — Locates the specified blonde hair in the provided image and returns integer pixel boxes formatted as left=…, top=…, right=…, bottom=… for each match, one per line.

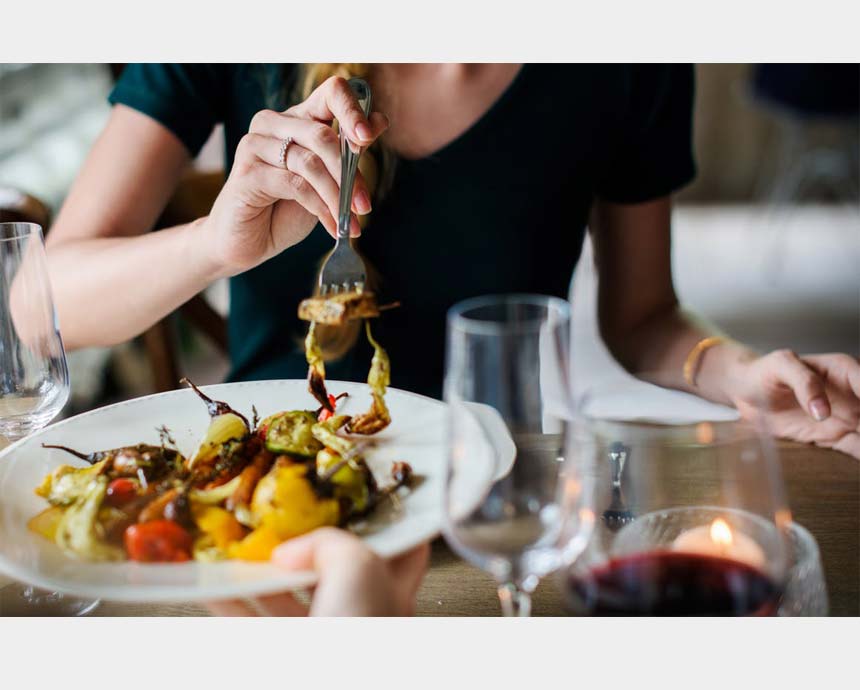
left=296, top=63, right=394, bottom=362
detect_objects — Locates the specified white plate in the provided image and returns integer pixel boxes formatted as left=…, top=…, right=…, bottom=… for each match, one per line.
left=0, top=380, right=447, bottom=602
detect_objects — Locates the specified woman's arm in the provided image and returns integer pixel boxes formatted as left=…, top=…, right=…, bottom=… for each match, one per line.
left=47, top=75, right=389, bottom=351
left=46, top=105, right=217, bottom=350
left=593, top=196, right=860, bottom=458
left=591, top=196, right=753, bottom=404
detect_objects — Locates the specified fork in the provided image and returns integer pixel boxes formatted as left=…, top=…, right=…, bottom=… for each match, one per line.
left=317, top=77, right=372, bottom=296
left=602, top=441, right=635, bottom=530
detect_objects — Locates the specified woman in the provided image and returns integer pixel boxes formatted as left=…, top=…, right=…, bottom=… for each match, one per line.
left=46, top=63, right=859, bottom=459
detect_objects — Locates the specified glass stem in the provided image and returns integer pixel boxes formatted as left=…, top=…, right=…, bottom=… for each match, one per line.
left=497, top=582, right=532, bottom=617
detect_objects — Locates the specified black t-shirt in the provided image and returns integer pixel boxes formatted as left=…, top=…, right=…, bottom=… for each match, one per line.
left=109, top=64, right=696, bottom=399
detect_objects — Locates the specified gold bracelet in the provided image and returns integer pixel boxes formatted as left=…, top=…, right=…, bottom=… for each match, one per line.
left=683, top=336, right=726, bottom=387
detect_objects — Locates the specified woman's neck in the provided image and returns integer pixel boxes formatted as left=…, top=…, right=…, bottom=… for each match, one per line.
left=372, top=63, right=523, bottom=160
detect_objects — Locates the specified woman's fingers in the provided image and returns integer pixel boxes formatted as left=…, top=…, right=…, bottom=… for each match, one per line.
left=831, top=431, right=860, bottom=459
left=771, top=350, right=831, bottom=421
left=287, top=76, right=389, bottom=147
left=388, top=542, right=430, bottom=611
left=243, top=118, right=373, bottom=216
left=804, top=353, right=860, bottom=403
left=247, top=160, right=365, bottom=239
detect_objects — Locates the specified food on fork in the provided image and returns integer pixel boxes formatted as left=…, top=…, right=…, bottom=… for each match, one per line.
left=29, top=374, right=411, bottom=563
left=298, top=291, right=380, bottom=326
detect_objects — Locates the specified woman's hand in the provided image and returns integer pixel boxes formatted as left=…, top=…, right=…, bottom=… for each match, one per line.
left=204, top=76, right=389, bottom=278
left=207, top=528, right=430, bottom=617
left=730, top=350, right=860, bottom=458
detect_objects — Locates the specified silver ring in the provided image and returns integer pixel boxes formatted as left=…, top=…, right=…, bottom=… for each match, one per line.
left=277, top=137, right=293, bottom=168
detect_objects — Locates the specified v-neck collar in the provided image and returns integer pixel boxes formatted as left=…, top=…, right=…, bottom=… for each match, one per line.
left=396, top=64, right=529, bottom=164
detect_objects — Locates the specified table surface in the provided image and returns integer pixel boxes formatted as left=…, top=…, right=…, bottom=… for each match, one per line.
left=84, top=441, right=859, bottom=617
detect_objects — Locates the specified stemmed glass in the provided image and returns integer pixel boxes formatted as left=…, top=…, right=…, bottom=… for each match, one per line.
left=442, top=294, right=594, bottom=616
left=0, top=222, right=99, bottom=616
left=562, top=416, right=792, bottom=616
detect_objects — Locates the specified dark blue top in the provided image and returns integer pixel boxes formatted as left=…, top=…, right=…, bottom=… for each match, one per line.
left=109, top=64, right=696, bottom=399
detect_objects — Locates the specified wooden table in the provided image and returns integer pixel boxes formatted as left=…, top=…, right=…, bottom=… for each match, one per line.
left=88, top=441, right=859, bottom=617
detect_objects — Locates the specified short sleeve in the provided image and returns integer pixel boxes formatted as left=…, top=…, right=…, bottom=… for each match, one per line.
left=108, top=64, right=226, bottom=156
left=595, top=65, right=697, bottom=204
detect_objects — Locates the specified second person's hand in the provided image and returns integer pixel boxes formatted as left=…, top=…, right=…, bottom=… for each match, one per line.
left=207, top=528, right=430, bottom=617
left=202, top=76, right=389, bottom=279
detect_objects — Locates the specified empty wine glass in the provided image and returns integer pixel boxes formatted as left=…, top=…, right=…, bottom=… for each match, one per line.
left=443, top=294, right=594, bottom=616
left=0, top=222, right=99, bottom=616
left=562, top=416, right=792, bottom=616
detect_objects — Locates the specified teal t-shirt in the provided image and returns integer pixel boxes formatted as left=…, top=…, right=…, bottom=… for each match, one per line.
left=109, top=64, right=695, bottom=399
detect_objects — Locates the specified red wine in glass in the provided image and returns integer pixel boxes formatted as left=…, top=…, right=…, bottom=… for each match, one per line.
left=565, top=551, right=783, bottom=616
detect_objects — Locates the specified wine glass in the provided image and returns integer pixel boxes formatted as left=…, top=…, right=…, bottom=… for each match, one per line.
left=443, top=294, right=594, bottom=616
left=0, top=222, right=99, bottom=616
left=779, top=520, right=828, bottom=616
left=562, top=415, right=792, bottom=616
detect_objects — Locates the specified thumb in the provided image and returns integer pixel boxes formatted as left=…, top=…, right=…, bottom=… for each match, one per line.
left=775, top=350, right=831, bottom=421
left=271, top=526, right=359, bottom=572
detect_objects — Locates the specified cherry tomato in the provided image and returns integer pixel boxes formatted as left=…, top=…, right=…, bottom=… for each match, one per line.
left=318, top=394, right=338, bottom=422
left=105, top=478, right=137, bottom=507
left=124, top=520, right=193, bottom=562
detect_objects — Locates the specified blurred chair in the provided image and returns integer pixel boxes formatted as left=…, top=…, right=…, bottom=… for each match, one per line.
left=0, top=186, right=51, bottom=227
left=749, top=63, right=860, bottom=204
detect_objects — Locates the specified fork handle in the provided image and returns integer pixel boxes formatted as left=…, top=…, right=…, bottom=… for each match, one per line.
left=337, top=78, right=373, bottom=240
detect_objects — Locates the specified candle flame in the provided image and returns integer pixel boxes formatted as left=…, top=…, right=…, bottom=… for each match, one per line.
left=710, top=518, right=733, bottom=547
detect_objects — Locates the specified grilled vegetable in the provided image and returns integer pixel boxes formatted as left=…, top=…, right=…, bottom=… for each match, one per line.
left=316, top=448, right=370, bottom=513
left=348, top=322, right=392, bottom=435
left=305, top=322, right=332, bottom=412
left=298, top=291, right=380, bottom=326
left=54, top=477, right=125, bottom=562
left=35, top=459, right=108, bottom=506
left=192, top=505, right=246, bottom=551
left=41, top=443, right=182, bottom=480
left=182, top=378, right=250, bottom=470
left=260, top=410, right=323, bottom=457
left=124, top=520, right=193, bottom=562
left=226, top=448, right=275, bottom=511
left=312, top=414, right=356, bottom=457
left=189, top=474, right=242, bottom=505
left=230, top=463, right=339, bottom=560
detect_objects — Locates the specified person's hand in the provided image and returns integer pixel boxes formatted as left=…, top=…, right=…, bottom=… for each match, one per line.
left=731, top=350, right=860, bottom=458
left=202, top=76, right=389, bottom=278
left=207, top=528, right=430, bottom=617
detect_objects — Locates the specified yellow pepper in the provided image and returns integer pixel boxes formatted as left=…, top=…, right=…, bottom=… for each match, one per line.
left=227, top=526, right=283, bottom=562
left=192, top=505, right=247, bottom=550
left=228, top=464, right=339, bottom=561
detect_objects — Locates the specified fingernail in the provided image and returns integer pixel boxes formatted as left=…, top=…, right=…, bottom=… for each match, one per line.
left=355, top=121, right=373, bottom=142
left=354, top=190, right=372, bottom=214
left=809, top=397, right=830, bottom=421
left=350, top=215, right=362, bottom=237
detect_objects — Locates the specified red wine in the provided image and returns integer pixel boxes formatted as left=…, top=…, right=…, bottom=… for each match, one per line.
left=566, top=551, right=781, bottom=616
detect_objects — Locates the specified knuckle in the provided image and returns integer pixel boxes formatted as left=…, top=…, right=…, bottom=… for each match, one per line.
left=773, top=348, right=797, bottom=363
left=285, top=171, right=307, bottom=193
left=249, top=109, right=274, bottom=131
left=312, top=123, right=337, bottom=146
left=299, top=148, right=323, bottom=173
left=325, top=75, right=348, bottom=93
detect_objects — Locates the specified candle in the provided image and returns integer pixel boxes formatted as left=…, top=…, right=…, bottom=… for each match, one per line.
left=671, top=517, right=766, bottom=569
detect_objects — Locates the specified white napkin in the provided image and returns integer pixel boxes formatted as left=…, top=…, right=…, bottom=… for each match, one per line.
left=570, top=235, right=740, bottom=426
